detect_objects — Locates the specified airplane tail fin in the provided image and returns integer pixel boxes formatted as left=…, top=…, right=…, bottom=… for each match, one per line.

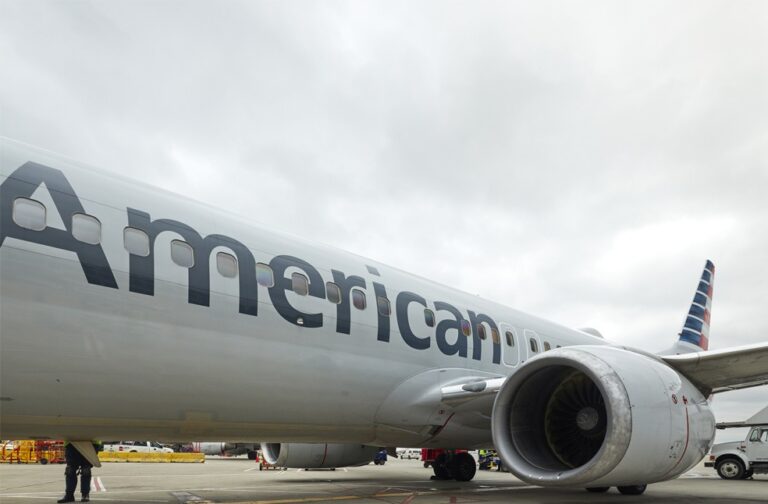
left=672, top=260, right=715, bottom=353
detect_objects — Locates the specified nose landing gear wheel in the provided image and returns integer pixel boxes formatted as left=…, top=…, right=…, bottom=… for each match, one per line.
left=617, top=484, right=647, bottom=495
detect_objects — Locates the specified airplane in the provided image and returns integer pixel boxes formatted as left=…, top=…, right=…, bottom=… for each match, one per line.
left=1, top=136, right=767, bottom=495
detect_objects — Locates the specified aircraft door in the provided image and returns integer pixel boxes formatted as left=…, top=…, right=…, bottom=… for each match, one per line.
left=523, top=329, right=542, bottom=363
left=500, top=324, right=519, bottom=367
left=746, top=427, right=768, bottom=462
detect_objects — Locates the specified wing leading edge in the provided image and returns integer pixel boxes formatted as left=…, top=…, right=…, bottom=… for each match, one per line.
left=661, top=342, right=768, bottom=395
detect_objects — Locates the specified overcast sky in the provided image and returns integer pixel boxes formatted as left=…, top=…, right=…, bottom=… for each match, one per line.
left=1, top=1, right=766, bottom=440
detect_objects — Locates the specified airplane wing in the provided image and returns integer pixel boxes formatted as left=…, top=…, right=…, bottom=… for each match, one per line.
left=441, top=342, right=768, bottom=404
left=661, top=342, right=768, bottom=395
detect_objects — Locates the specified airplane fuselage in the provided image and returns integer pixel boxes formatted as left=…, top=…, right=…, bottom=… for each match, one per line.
left=0, top=139, right=604, bottom=447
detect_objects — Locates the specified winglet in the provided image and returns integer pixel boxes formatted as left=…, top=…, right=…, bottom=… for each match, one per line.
left=678, top=260, right=715, bottom=351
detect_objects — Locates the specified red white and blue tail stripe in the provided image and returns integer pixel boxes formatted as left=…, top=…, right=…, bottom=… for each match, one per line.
left=678, top=260, right=714, bottom=351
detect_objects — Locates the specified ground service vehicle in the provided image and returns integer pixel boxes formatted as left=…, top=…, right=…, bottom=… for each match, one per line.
left=706, top=407, right=768, bottom=479
left=2, top=138, right=768, bottom=495
left=397, top=448, right=421, bottom=460
left=102, top=441, right=173, bottom=454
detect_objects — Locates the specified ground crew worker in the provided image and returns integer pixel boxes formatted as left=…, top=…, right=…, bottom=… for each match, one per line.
left=58, top=441, right=100, bottom=503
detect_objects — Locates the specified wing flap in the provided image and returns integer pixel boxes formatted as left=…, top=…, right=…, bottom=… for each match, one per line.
left=662, top=342, right=768, bottom=394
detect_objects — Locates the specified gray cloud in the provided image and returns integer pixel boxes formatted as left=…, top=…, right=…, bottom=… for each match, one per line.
left=2, top=0, right=766, bottom=416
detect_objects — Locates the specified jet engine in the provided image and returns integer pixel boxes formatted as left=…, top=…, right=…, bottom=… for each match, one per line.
left=194, top=442, right=258, bottom=459
left=492, top=346, right=715, bottom=488
left=260, top=443, right=378, bottom=469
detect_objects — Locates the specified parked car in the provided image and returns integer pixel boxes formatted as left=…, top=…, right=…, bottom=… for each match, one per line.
left=396, top=448, right=421, bottom=460
left=102, top=441, right=173, bottom=454
left=706, top=425, right=768, bottom=479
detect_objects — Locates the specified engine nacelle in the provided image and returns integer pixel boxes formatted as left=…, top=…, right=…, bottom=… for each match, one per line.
left=260, top=443, right=378, bottom=468
left=492, top=346, right=715, bottom=487
left=195, top=442, right=235, bottom=455
left=194, top=442, right=258, bottom=458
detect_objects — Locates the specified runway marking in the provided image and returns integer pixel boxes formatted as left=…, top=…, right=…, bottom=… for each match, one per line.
left=91, top=476, right=106, bottom=492
left=171, top=490, right=216, bottom=503
left=400, top=493, right=416, bottom=504
left=244, top=467, right=260, bottom=472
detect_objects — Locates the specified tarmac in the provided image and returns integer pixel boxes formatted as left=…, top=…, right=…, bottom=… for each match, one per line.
left=0, top=457, right=765, bottom=504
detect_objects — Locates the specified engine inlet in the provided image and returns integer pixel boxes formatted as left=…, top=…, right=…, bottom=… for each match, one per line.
left=492, top=348, right=632, bottom=486
left=544, top=370, right=607, bottom=468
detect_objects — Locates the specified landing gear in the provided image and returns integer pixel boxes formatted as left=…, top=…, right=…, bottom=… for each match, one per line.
left=586, top=487, right=610, bottom=493
left=431, top=453, right=452, bottom=480
left=431, top=452, right=476, bottom=481
left=449, top=452, right=477, bottom=482
left=617, top=485, right=647, bottom=495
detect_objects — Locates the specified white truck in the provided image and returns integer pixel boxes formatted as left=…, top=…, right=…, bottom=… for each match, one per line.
left=705, top=407, right=768, bottom=480
left=102, top=441, right=173, bottom=454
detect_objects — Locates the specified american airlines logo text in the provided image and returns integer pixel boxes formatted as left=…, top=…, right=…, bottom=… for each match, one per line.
left=0, top=162, right=501, bottom=364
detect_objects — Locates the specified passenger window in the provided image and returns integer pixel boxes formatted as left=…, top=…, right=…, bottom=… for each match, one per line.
left=170, top=240, right=195, bottom=268
left=544, top=341, right=551, bottom=351
left=477, top=324, right=487, bottom=340
left=124, top=227, right=150, bottom=256
left=424, top=309, right=435, bottom=327
left=377, top=296, right=391, bottom=316
left=71, top=213, right=101, bottom=245
left=291, top=272, right=309, bottom=295
left=216, top=252, right=238, bottom=278
left=461, top=320, right=472, bottom=337
left=529, top=338, right=539, bottom=353
left=505, top=331, right=515, bottom=347
left=491, top=328, right=500, bottom=344
left=326, top=282, right=341, bottom=304
left=12, top=197, right=46, bottom=231
left=352, top=288, right=366, bottom=310
left=256, top=263, right=275, bottom=287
